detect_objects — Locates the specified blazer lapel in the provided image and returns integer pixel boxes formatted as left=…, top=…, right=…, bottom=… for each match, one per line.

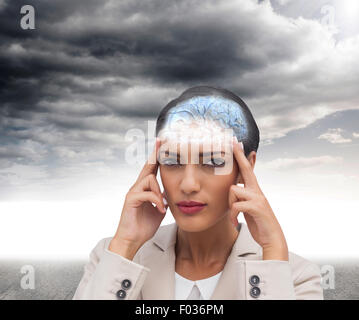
left=141, top=223, right=177, bottom=300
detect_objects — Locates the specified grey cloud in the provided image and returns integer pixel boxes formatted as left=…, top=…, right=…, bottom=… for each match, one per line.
left=318, top=128, right=352, bottom=144
left=260, top=155, right=343, bottom=170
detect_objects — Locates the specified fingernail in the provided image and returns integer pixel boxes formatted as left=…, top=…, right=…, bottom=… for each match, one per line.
left=233, top=136, right=238, bottom=144
left=239, top=142, right=243, bottom=150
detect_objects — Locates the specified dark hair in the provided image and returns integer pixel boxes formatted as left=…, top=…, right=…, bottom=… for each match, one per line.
left=155, top=85, right=260, bottom=157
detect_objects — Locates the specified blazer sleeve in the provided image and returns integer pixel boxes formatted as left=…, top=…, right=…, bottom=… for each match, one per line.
left=237, top=259, right=323, bottom=300
left=72, top=237, right=150, bottom=300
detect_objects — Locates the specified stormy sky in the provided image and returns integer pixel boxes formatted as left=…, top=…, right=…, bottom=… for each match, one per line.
left=0, top=0, right=358, bottom=259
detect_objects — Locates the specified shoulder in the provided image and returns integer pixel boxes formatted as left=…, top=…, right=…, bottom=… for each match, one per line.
left=90, top=223, right=176, bottom=259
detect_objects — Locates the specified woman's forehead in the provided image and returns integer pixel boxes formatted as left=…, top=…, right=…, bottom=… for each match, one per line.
left=158, top=138, right=232, bottom=157
left=157, top=118, right=235, bottom=157
left=159, top=119, right=234, bottom=140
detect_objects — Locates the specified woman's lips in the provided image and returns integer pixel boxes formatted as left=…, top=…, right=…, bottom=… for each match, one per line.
left=176, top=203, right=207, bottom=214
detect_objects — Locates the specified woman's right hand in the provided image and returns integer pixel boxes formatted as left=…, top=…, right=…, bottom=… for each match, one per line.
left=108, top=138, right=169, bottom=259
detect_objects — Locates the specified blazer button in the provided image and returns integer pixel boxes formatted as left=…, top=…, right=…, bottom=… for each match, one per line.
left=116, top=289, right=126, bottom=299
left=121, top=279, right=132, bottom=290
left=250, top=286, right=261, bottom=298
left=249, top=275, right=260, bottom=286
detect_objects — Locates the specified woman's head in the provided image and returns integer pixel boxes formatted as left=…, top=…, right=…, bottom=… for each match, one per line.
left=156, top=85, right=259, bottom=158
left=155, top=85, right=260, bottom=232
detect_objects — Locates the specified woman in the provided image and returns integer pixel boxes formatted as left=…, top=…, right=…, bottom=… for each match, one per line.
left=73, top=86, right=323, bottom=300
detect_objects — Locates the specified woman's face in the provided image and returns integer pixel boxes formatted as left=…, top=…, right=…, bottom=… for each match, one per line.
left=159, top=136, right=240, bottom=232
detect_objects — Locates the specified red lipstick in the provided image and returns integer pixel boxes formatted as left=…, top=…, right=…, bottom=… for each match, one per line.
left=176, top=201, right=207, bottom=214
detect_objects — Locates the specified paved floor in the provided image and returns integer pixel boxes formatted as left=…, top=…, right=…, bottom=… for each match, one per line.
left=0, top=258, right=358, bottom=299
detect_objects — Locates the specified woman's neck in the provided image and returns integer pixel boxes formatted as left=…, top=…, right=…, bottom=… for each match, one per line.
left=175, top=216, right=239, bottom=268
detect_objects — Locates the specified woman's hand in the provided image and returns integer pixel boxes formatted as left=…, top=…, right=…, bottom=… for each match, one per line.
left=228, top=136, right=289, bottom=261
left=109, top=138, right=169, bottom=260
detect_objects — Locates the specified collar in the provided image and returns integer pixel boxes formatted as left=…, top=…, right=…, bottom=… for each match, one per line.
left=152, top=222, right=260, bottom=257
left=175, top=271, right=222, bottom=300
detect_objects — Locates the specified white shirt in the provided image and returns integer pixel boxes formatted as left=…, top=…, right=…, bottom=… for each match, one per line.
left=175, top=271, right=223, bottom=300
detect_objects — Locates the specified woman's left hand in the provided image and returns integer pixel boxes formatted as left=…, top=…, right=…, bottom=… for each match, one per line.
left=228, top=136, right=289, bottom=261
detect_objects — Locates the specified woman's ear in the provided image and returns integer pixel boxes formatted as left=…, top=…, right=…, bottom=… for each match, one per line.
left=248, top=151, right=257, bottom=170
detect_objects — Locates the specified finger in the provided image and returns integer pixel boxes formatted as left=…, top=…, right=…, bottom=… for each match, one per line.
left=133, top=173, right=161, bottom=194
left=232, top=136, right=258, bottom=189
left=228, top=184, right=253, bottom=209
left=230, top=200, right=252, bottom=226
left=135, top=138, right=161, bottom=185
left=129, top=191, right=166, bottom=213
left=132, top=174, right=165, bottom=208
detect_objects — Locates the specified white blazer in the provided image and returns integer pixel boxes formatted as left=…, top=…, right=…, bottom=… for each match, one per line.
left=73, top=222, right=324, bottom=300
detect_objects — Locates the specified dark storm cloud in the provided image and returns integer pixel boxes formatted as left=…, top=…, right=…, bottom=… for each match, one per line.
left=0, top=0, right=309, bottom=128
left=0, top=0, right=300, bottom=87
left=0, top=0, right=101, bottom=39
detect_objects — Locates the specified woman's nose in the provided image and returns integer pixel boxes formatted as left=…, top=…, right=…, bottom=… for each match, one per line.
left=179, top=165, right=201, bottom=194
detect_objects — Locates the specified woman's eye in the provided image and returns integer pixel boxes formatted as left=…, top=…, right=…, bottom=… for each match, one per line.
left=160, top=158, right=180, bottom=166
left=203, top=158, right=225, bottom=167
left=160, top=158, right=225, bottom=167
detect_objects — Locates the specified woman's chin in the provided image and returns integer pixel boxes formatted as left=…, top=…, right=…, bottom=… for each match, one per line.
left=174, top=216, right=211, bottom=232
